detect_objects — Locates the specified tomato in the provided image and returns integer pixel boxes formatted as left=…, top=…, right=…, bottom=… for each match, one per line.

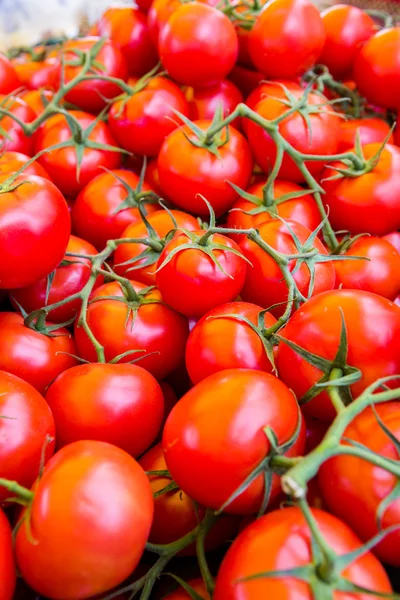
left=383, top=231, right=400, bottom=254
left=113, top=209, right=199, bottom=285
left=233, top=0, right=268, bottom=69
left=15, top=440, right=153, bottom=600
left=109, top=76, right=190, bottom=157
left=354, top=28, right=400, bottom=110
left=163, top=369, right=304, bottom=514
left=93, top=7, right=158, bottom=77
left=338, top=117, right=393, bottom=153
left=277, top=289, right=400, bottom=421
left=184, top=80, right=243, bottom=129
left=0, top=508, right=15, bottom=600
left=159, top=3, right=238, bottom=87
left=13, top=55, right=58, bottom=91
left=164, top=579, right=210, bottom=600
left=0, top=174, right=70, bottom=289
left=34, top=110, right=121, bottom=197
left=319, top=5, right=376, bottom=79
left=247, top=91, right=340, bottom=182
left=239, top=219, right=335, bottom=317
left=334, top=236, right=400, bottom=300
left=0, top=95, right=36, bottom=155
left=228, top=65, right=265, bottom=98
left=155, top=230, right=247, bottom=317
left=214, top=507, right=392, bottom=599
left=19, top=89, right=54, bottom=117
left=148, top=0, right=183, bottom=46
left=0, top=370, right=55, bottom=503
left=12, top=235, right=102, bottom=324
left=0, top=150, right=51, bottom=179
left=185, top=302, right=276, bottom=384
left=0, top=54, right=20, bottom=94
left=319, top=402, right=400, bottom=567
left=74, top=280, right=189, bottom=380
left=158, top=120, right=253, bottom=217
left=321, top=143, right=400, bottom=236
left=245, top=80, right=302, bottom=112
left=248, top=0, right=325, bottom=78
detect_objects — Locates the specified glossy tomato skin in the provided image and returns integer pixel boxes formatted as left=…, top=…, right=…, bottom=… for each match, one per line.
left=239, top=219, right=335, bottom=317
left=0, top=54, right=21, bottom=94
left=277, top=289, right=400, bottom=421
left=319, top=5, right=376, bottom=79
left=338, top=118, right=393, bottom=152
left=186, top=302, right=277, bottom=384
left=15, top=440, right=154, bottom=600
left=34, top=110, right=121, bottom=196
left=0, top=150, right=51, bottom=179
left=74, top=281, right=189, bottom=380
left=12, top=235, right=102, bottom=323
left=164, top=579, right=210, bottom=600
left=0, top=508, right=15, bottom=600
left=113, top=210, right=199, bottom=284
left=0, top=312, right=78, bottom=395
left=184, top=80, right=243, bottom=129
left=0, top=95, right=36, bottom=155
left=0, top=370, right=55, bottom=503
left=158, top=120, right=253, bottom=217
left=214, top=507, right=392, bottom=599
left=228, top=65, right=265, bottom=98
left=248, top=0, right=325, bottom=78
left=319, top=402, right=400, bottom=566
left=321, top=143, right=400, bottom=236
left=159, top=3, right=238, bottom=87
left=13, top=56, right=57, bottom=91
left=109, top=77, right=190, bottom=157
left=0, top=174, right=70, bottom=289
left=20, top=89, right=54, bottom=117
left=155, top=231, right=247, bottom=318
left=163, top=369, right=304, bottom=514
left=46, top=363, right=164, bottom=456
left=383, top=231, right=400, bottom=254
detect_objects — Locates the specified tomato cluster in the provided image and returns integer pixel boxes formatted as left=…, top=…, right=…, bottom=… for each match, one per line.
left=1, top=1, right=400, bottom=599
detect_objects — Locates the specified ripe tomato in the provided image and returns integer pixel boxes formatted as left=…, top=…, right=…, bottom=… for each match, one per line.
left=247, top=91, right=340, bottom=182
left=164, top=579, right=210, bottom=600
left=159, top=3, right=238, bottom=87
left=245, top=80, right=302, bottom=111
left=0, top=312, right=78, bottom=395
left=15, top=440, right=154, bottom=600
left=74, top=280, right=189, bottom=380
left=184, top=80, right=243, bottom=129
left=0, top=150, right=51, bottom=179
left=354, top=27, right=400, bottom=110
left=158, top=120, right=253, bottom=217
left=0, top=370, right=55, bottom=503
left=148, top=0, right=183, bottom=45
left=0, top=95, right=36, bottom=155
left=46, top=363, right=164, bottom=456
left=319, top=5, right=376, bottom=79
left=155, top=230, right=247, bottom=317
left=13, top=55, right=57, bottom=91
left=321, top=143, right=400, bottom=235
left=228, top=65, right=265, bottom=98
left=109, top=76, right=190, bottom=157
left=0, top=174, right=70, bottom=289
left=185, top=301, right=277, bottom=384
left=0, top=54, right=20, bottom=94
left=0, top=508, right=15, bottom=600
left=113, top=209, right=199, bottom=285
left=213, top=507, right=392, bottom=599
left=163, top=369, right=304, bottom=514
left=19, top=89, right=54, bottom=117
left=12, top=235, right=102, bottom=324
left=34, top=110, right=121, bottom=197
left=319, top=402, right=400, bottom=567
left=383, top=231, right=400, bottom=254
left=338, top=117, right=393, bottom=152
left=277, top=289, right=400, bottom=421
left=248, top=0, right=325, bottom=78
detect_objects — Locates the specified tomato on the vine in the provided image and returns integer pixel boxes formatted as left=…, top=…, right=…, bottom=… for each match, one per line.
left=0, top=95, right=36, bottom=155
left=0, top=54, right=21, bottom=94
left=184, top=80, right=243, bottom=128
left=0, top=151, right=51, bottom=179
left=0, top=508, right=15, bottom=600
left=20, top=89, right=54, bottom=117
left=12, top=54, right=57, bottom=91
left=338, top=117, right=393, bottom=153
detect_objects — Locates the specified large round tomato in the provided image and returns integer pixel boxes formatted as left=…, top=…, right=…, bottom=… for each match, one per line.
left=214, top=507, right=392, bottom=599
left=0, top=508, right=15, bottom=600
left=338, top=117, right=393, bottom=153
left=0, top=174, right=70, bottom=289
left=0, top=150, right=51, bottom=179
left=158, top=120, right=253, bottom=217
left=163, top=369, right=304, bottom=514
left=184, top=79, right=243, bottom=128
left=0, top=54, right=21, bottom=94
left=0, top=370, right=55, bottom=503
left=276, top=289, right=400, bottom=421
left=15, top=440, right=153, bottom=600
left=0, top=95, right=36, bottom=155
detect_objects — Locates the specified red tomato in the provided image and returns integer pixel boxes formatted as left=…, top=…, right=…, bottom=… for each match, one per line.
left=321, top=143, right=400, bottom=236
left=163, top=369, right=304, bottom=514
left=0, top=508, right=15, bottom=600
left=13, top=56, right=57, bottom=91
left=155, top=230, right=247, bottom=317
left=74, top=280, right=189, bottom=380
left=148, top=0, right=183, bottom=45
left=109, top=76, right=190, bottom=157
left=304, top=415, right=329, bottom=454
left=186, top=302, right=277, bottom=384
left=184, top=80, right=243, bottom=129
left=164, top=579, right=210, bottom=600
left=46, top=363, right=164, bottom=456
left=19, top=89, right=54, bottom=117
left=214, top=507, right=392, bottom=599
left=159, top=3, right=238, bottom=87
left=0, top=174, right=70, bottom=289
left=248, top=0, right=325, bottom=78
left=0, top=370, right=55, bottom=503
left=338, top=117, right=393, bottom=152
left=0, top=54, right=21, bottom=94
left=320, top=5, right=376, bottom=79
left=228, top=65, right=265, bottom=98
left=277, top=289, right=400, bottom=421
left=245, top=80, right=302, bottom=112
left=354, top=28, right=400, bottom=110
left=12, top=235, right=102, bottom=324
left=0, top=95, right=36, bottom=155
left=0, top=150, right=51, bottom=179
left=15, top=440, right=153, bottom=600
left=158, top=120, right=253, bottom=217
left=319, top=402, right=400, bottom=566
left=383, top=231, right=400, bottom=254
left=34, top=110, right=121, bottom=197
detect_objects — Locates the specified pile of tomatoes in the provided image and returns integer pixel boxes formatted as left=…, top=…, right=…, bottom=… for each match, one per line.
left=2, top=0, right=400, bottom=598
